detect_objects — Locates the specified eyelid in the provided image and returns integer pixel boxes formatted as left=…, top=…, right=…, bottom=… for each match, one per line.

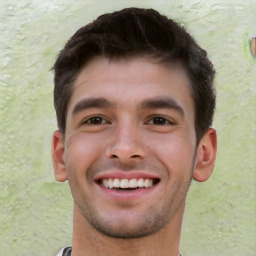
left=81, top=115, right=110, bottom=125
left=145, top=115, right=176, bottom=125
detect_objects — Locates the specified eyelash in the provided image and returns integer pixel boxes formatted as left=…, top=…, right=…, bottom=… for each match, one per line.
left=82, top=116, right=110, bottom=125
left=81, top=115, right=175, bottom=126
left=146, top=116, right=175, bottom=125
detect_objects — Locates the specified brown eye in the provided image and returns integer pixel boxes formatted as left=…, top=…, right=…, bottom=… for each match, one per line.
left=148, top=117, right=172, bottom=125
left=153, top=117, right=167, bottom=125
left=84, top=116, right=108, bottom=125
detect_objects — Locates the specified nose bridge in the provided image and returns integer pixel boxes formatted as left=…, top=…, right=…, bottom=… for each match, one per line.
left=106, top=118, right=146, bottom=161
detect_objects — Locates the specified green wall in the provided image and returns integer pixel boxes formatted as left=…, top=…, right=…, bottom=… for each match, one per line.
left=1, top=1, right=255, bottom=255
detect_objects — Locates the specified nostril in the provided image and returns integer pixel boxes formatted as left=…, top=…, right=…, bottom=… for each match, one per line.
left=109, top=154, right=142, bottom=160
left=131, top=154, right=141, bottom=158
left=106, top=139, right=146, bottom=160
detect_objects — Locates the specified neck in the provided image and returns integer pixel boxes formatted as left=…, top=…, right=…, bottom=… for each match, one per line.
left=71, top=202, right=185, bottom=256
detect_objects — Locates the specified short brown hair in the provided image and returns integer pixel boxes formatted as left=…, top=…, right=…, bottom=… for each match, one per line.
left=52, top=7, right=216, bottom=142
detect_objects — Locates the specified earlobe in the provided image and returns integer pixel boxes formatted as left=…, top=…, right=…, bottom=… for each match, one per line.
left=52, top=130, right=68, bottom=182
left=193, top=128, right=217, bottom=182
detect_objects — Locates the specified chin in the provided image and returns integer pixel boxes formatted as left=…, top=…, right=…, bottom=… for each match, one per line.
left=90, top=220, right=167, bottom=239
left=82, top=206, right=173, bottom=239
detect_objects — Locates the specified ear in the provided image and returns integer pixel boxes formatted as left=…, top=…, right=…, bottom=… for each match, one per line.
left=193, top=128, right=217, bottom=182
left=52, top=130, right=68, bottom=182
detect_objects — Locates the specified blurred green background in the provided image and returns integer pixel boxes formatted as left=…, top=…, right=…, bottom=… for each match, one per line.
left=0, top=1, right=255, bottom=255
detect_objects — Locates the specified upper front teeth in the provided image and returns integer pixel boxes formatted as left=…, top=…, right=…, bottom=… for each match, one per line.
left=101, top=178, right=153, bottom=189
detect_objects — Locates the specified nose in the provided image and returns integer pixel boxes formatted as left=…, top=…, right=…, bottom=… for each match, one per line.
left=106, top=124, right=146, bottom=163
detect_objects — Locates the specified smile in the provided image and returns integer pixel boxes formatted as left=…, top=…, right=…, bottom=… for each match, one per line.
left=99, top=178, right=160, bottom=190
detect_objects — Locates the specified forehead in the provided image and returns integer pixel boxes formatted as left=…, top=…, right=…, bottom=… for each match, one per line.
left=67, top=56, right=194, bottom=116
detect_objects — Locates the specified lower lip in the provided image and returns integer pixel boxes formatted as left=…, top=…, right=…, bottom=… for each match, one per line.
left=96, top=183, right=159, bottom=200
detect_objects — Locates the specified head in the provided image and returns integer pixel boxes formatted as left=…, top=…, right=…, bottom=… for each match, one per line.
left=53, top=7, right=216, bottom=144
left=52, top=8, right=217, bottom=241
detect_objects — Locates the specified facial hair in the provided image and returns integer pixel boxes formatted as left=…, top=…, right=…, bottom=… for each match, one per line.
left=71, top=157, right=195, bottom=239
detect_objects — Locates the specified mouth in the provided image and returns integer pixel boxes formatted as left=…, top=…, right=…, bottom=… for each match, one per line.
left=97, top=178, right=160, bottom=191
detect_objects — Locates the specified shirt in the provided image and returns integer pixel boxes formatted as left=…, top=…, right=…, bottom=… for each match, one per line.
left=57, top=246, right=182, bottom=256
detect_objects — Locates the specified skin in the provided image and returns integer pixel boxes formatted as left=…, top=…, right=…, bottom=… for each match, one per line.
left=52, top=56, right=217, bottom=256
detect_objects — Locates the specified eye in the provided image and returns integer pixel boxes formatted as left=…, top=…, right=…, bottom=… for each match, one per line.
left=83, top=116, right=109, bottom=125
left=147, top=116, right=174, bottom=125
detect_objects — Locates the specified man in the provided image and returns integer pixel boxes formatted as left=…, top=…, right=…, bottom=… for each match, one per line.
left=52, top=7, right=217, bottom=256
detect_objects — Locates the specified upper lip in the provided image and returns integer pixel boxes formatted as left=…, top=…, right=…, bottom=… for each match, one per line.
left=94, top=170, right=160, bottom=181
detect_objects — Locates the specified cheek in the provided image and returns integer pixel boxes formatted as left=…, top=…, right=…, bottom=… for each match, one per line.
left=64, top=133, right=103, bottom=173
left=146, top=132, right=195, bottom=173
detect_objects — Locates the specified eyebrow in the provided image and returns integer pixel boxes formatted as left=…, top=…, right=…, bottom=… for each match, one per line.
left=138, top=97, right=185, bottom=116
left=72, top=96, right=185, bottom=117
left=72, top=97, right=117, bottom=116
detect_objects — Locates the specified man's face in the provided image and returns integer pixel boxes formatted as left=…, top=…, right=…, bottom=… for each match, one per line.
left=62, top=56, right=197, bottom=238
